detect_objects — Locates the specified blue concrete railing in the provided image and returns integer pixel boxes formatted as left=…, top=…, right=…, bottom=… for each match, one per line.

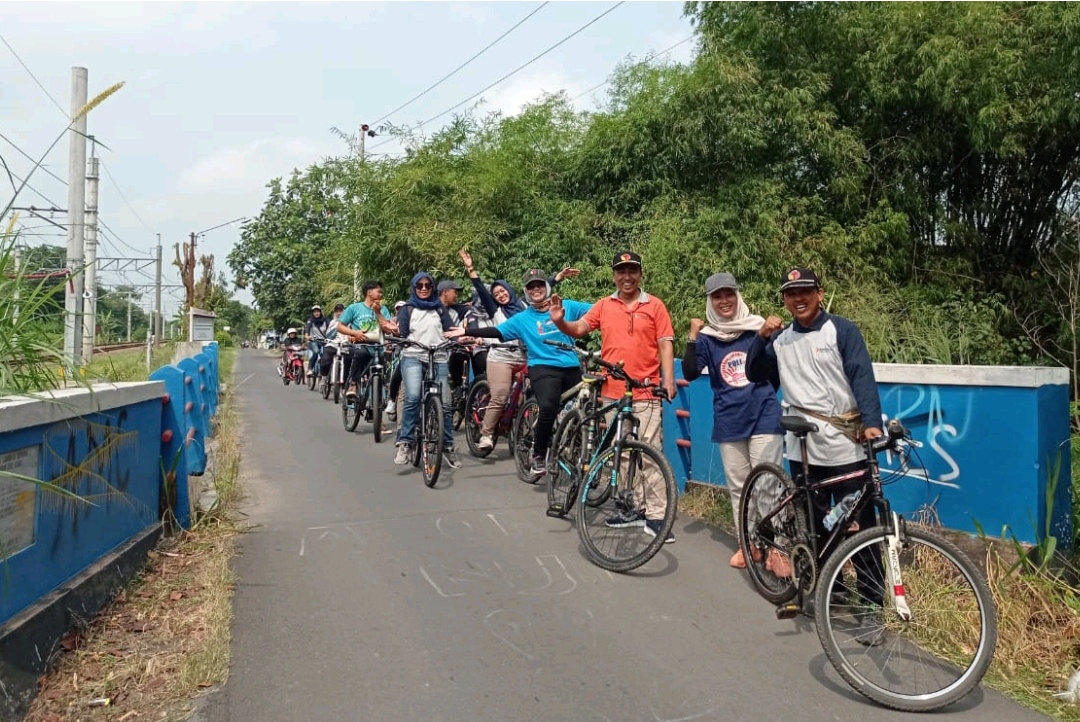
left=0, top=342, right=220, bottom=627
left=662, top=360, right=1072, bottom=547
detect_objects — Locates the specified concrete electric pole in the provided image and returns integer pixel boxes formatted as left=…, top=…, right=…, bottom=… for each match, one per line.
left=155, top=234, right=163, bottom=340
left=81, top=149, right=100, bottom=360
left=64, top=67, right=88, bottom=369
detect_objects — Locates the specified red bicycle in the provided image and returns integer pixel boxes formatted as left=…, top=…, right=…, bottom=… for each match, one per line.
left=463, top=345, right=530, bottom=459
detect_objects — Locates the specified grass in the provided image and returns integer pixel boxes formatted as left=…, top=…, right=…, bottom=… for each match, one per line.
left=24, top=349, right=241, bottom=722
left=83, top=344, right=175, bottom=383
left=679, top=482, right=1080, bottom=720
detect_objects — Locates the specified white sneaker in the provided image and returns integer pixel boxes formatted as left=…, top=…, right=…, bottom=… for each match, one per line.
left=385, top=399, right=397, bottom=421
left=477, top=434, right=494, bottom=451
left=394, top=443, right=411, bottom=465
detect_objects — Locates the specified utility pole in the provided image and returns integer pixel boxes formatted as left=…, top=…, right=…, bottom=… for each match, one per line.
left=126, top=292, right=133, bottom=342
left=64, top=67, right=88, bottom=369
left=353, top=123, right=372, bottom=301
left=154, top=234, right=163, bottom=340
left=12, top=244, right=21, bottom=323
left=81, top=148, right=100, bottom=360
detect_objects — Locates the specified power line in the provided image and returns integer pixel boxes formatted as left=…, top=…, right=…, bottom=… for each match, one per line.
left=372, top=2, right=549, bottom=126
left=0, top=32, right=68, bottom=118
left=100, top=161, right=155, bottom=235
left=0, top=130, right=68, bottom=186
left=571, top=35, right=694, bottom=103
left=370, top=1, right=625, bottom=151
left=98, top=219, right=148, bottom=256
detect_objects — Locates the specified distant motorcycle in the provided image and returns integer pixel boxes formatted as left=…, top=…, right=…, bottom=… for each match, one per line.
left=279, top=343, right=306, bottom=386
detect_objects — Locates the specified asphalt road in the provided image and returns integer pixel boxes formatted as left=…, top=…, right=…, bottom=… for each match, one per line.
left=202, top=349, right=1044, bottom=722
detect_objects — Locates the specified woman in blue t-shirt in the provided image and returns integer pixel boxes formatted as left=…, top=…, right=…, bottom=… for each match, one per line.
left=446, top=267, right=590, bottom=476
left=682, top=272, right=785, bottom=573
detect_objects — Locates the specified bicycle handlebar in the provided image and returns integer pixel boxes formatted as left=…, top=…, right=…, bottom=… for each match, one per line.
left=542, top=339, right=667, bottom=398
left=384, top=336, right=462, bottom=354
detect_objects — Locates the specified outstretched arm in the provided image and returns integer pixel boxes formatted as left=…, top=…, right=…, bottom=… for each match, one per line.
left=549, top=294, right=590, bottom=337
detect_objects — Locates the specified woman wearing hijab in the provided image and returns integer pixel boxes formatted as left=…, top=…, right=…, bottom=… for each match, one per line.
left=394, top=272, right=462, bottom=470
left=682, top=272, right=785, bottom=571
left=458, top=248, right=527, bottom=453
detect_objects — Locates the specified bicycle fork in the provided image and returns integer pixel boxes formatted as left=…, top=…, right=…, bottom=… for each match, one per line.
left=884, top=512, right=913, bottom=622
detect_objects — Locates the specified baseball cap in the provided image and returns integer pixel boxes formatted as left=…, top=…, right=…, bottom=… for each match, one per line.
left=286, top=327, right=298, bottom=335
left=704, top=272, right=739, bottom=295
left=437, top=280, right=463, bottom=293
left=311, top=304, right=322, bottom=311
left=522, top=268, right=547, bottom=287
left=611, top=251, right=642, bottom=269
left=333, top=303, right=345, bottom=312
left=780, top=267, right=821, bottom=292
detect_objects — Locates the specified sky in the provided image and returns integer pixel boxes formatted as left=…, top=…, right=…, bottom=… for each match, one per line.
left=1, top=1, right=696, bottom=320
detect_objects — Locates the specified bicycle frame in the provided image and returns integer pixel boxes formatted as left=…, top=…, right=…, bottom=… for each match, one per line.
left=577, top=391, right=641, bottom=504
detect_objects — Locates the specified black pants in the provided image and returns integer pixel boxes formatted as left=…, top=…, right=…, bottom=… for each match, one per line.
left=448, top=350, right=487, bottom=389
left=388, top=363, right=402, bottom=401
left=529, top=364, right=582, bottom=459
left=319, top=345, right=337, bottom=375
left=346, top=346, right=373, bottom=385
left=790, top=459, right=885, bottom=606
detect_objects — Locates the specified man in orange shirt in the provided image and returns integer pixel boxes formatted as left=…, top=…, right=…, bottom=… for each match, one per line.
left=550, top=251, right=677, bottom=543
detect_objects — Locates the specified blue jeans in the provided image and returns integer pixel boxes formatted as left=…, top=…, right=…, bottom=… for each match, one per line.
left=308, top=340, right=325, bottom=373
left=397, top=356, right=453, bottom=448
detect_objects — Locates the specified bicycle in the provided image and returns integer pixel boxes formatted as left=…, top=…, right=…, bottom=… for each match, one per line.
left=739, top=417, right=997, bottom=712
left=463, top=344, right=530, bottom=459
left=321, top=338, right=347, bottom=403
left=385, top=336, right=461, bottom=488
left=307, top=340, right=326, bottom=391
left=340, top=343, right=388, bottom=442
left=538, top=340, right=677, bottom=573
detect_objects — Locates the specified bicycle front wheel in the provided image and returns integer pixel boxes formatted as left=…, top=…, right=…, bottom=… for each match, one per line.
left=512, top=398, right=541, bottom=483
left=815, top=524, right=997, bottom=712
left=740, top=463, right=801, bottom=605
left=464, top=380, right=492, bottom=458
left=547, top=409, right=584, bottom=517
left=371, top=374, right=384, bottom=443
left=422, top=395, right=444, bottom=488
left=576, top=440, right=677, bottom=573
left=343, top=391, right=360, bottom=433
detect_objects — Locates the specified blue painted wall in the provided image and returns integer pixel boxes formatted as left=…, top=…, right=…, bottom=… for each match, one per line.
left=663, top=360, right=1072, bottom=547
left=0, top=398, right=161, bottom=625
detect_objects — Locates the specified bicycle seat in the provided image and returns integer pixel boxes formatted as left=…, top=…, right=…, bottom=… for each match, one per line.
left=780, top=416, right=819, bottom=436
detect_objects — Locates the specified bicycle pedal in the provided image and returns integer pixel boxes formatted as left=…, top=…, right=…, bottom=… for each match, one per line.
left=546, top=506, right=566, bottom=518
left=775, top=603, right=801, bottom=620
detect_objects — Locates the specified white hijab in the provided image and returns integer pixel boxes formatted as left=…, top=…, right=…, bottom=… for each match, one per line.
left=700, top=290, right=765, bottom=342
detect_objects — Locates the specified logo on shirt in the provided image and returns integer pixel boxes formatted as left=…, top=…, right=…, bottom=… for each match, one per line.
left=720, top=351, right=749, bottom=388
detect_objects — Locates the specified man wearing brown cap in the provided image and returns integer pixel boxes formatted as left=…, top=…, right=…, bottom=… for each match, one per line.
left=550, top=251, right=677, bottom=543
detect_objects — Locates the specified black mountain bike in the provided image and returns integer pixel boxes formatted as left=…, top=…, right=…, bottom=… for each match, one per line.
left=739, top=417, right=997, bottom=712
left=540, top=340, right=677, bottom=573
left=385, top=337, right=460, bottom=488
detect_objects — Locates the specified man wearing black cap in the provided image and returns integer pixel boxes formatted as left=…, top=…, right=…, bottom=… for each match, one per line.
left=550, top=250, right=677, bottom=543
left=746, top=267, right=885, bottom=617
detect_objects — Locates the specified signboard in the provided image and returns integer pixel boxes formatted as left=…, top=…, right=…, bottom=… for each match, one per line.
left=0, top=445, right=39, bottom=559
left=189, top=307, right=216, bottom=342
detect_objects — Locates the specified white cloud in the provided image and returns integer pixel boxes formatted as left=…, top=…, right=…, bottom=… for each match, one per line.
left=481, top=72, right=584, bottom=119
left=177, top=136, right=331, bottom=194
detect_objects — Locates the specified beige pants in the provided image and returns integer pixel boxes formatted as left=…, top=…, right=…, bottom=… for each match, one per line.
left=718, top=434, right=784, bottom=540
left=604, top=398, right=667, bottom=521
left=482, top=360, right=522, bottom=437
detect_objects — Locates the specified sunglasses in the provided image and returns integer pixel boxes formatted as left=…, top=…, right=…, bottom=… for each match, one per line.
left=416, top=282, right=433, bottom=289
left=525, top=282, right=546, bottom=290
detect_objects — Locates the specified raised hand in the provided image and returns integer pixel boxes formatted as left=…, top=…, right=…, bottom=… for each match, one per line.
left=688, top=318, right=705, bottom=340
left=555, top=265, right=580, bottom=283
left=548, top=293, right=565, bottom=323
left=759, top=315, right=785, bottom=339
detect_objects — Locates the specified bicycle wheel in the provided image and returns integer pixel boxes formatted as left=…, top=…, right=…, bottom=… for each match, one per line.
left=512, top=398, right=541, bottom=483
left=576, top=440, right=677, bottom=573
left=815, top=524, right=997, bottom=712
left=308, top=367, right=317, bottom=390
left=739, top=463, right=801, bottom=605
left=371, top=374, right=384, bottom=443
left=464, top=380, right=492, bottom=458
left=343, top=390, right=361, bottom=432
left=546, top=409, right=584, bottom=517
left=321, top=374, right=331, bottom=399
left=421, top=395, right=444, bottom=488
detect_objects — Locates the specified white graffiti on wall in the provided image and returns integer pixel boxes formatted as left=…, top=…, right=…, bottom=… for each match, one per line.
left=880, top=385, right=970, bottom=491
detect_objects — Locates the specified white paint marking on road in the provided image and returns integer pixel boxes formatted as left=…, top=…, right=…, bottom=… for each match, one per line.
left=548, top=554, right=578, bottom=595
left=343, top=523, right=364, bottom=542
left=516, top=556, right=554, bottom=595
left=651, top=707, right=719, bottom=722
left=487, top=513, right=508, bottom=536
left=319, top=530, right=339, bottom=540
left=483, top=609, right=536, bottom=661
left=491, top=559, right=514, bottom=589
left=307, top=525, right=330, bottom=530
left=299, top=536, right=305, bottom=556
left=418, top=565, right=465, bottom=598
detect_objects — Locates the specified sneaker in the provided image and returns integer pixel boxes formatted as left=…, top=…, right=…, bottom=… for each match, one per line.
left=477, top=434, right=494, bottom=452
left=529, top=455, right=547, bottom=476
left=605, top=507, right=646, bottom=528
left=346, top=383, right=358, bottom=400
left=644, top=519, right=675, bottom=543
left=855, top=608, right=886, bottom=647
left=394, top=443, right=411, bottom=465
left=384, top=398, right=396, bottom=420
left=444, top=447, right=462, bottom=469
left=765, top=548, right=793, bottom=578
